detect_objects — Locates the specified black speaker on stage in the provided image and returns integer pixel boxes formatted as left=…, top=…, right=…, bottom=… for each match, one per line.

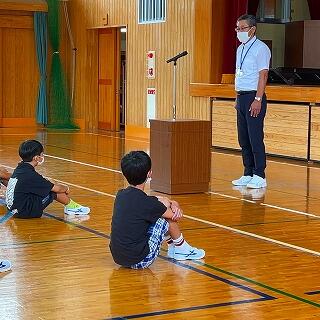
left=268, top=67, right=320, bottom=86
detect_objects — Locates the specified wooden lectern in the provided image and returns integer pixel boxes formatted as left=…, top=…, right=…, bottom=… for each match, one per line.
left=150, top=119, right=211, bottom=194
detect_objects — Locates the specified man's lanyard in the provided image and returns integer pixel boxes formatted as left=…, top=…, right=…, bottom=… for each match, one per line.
left=239, top=39, right=257, bottom=70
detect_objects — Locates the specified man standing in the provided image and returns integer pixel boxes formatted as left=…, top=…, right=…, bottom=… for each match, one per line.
left=232, top=14, right=271, bottom=189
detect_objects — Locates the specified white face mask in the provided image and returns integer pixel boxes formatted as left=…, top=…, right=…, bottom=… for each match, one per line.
left=237, top=29, right=251, bottom=43
left=37, top=156, right=45, bottom=165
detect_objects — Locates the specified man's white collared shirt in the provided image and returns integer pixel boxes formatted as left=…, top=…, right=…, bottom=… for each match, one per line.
left=235, top=36, right=271, bottom=92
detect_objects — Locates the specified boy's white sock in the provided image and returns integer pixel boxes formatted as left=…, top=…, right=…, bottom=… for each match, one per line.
left=173, top=234, right=192, bottom=252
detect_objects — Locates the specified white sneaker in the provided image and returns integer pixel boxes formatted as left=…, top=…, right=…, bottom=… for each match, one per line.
left=232, top=175, right=253, bottom=186
left=246, top=175, right=267, bottom=189
left=64, top=205, right=90, bottom=215
left=0, top=260, right=12, bottom=273
left=173, top=247, right=205, bottom=261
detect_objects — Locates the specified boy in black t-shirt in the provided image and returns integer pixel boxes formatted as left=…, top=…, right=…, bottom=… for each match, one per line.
left=6, top=140, right=90, bottom=218
left=110, top=151, right=205, bottom=269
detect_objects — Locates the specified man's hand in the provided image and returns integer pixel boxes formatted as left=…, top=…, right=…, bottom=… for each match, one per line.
left=249, top=100, right=261, bottom=117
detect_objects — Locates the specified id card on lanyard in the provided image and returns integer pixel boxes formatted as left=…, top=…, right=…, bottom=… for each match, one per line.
left=237, top=39, right=257, bottom=77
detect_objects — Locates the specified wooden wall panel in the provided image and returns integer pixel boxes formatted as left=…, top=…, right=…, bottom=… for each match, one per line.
left=310, top=106, right=320, bottom=161
left=0, top=14, right=33, bottom=28
left=212, top=100, right=309, bottom=159
left=1, top=27, right=38, bottom=119
left=0, top=10, right=39, bottom=127
left=0, top=0, right=47, bottom=12
left=64, top=0, right=210, bottom=131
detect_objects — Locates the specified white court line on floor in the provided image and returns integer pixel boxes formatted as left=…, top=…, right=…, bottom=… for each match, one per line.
left=44, top=153, right=320, bottom=220
left=208, top=191, right=320, bottom=219
left=2, top=150, right=320, bottom=221
left=45, top=154, right=122, bottom=174
left=260, top=203, right=319, bottom=218
left=212, top=150, right=320, bottom=169
left=0, top=164, right=116, bottom=199
left=53, top=178, right=116, bottom=198
left=183, top=214, right=320, bottom=258
left=1, top=131, right=319, bottom=169
left=1, top=163, right=320, bottom=258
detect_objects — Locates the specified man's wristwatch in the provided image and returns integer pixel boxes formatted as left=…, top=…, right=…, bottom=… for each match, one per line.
left=254, top=96, right=262, bottom=102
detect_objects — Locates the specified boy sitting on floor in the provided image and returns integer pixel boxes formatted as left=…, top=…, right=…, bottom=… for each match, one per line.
left=6, top=140, right=90, bottom=218
left=110, top=151, right=205, bottom=269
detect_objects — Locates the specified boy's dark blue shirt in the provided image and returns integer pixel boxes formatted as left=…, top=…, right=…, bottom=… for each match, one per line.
left=110, top=186, right=167, bottom=266
left=6, top=162, right=53, bottom=218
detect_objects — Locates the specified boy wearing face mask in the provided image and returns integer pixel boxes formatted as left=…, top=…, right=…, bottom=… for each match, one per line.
left=110, top=151, right=205, bottom=269
left=5, top=140, right=90, bottom=218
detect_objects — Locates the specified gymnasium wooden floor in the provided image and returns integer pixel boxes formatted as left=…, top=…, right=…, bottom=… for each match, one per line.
left=0, top=128, right=320, bottom=320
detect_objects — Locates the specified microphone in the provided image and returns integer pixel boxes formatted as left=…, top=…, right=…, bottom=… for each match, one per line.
left=166, top=51, right=188, bottom=63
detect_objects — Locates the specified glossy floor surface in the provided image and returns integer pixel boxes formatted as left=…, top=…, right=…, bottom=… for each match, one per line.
left=0, top=129, right=320, bottom=319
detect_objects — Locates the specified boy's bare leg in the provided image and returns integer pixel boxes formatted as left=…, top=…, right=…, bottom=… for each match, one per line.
left=55, top=192, right=90, bottom=215
left=166, top=219, right=182, bottom=239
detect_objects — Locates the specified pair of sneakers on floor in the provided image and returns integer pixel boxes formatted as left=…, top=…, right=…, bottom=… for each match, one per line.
left=232, top=174, right=267, bottom=189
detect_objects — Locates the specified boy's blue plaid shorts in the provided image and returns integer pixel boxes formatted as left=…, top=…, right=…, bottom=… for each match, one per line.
left=130, top=218, right=169, bottom=269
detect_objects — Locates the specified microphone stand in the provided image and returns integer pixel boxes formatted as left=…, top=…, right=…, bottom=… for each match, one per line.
left=166, top=51, right=188, bottom=120
left=172, top=60, right=177, bottom=120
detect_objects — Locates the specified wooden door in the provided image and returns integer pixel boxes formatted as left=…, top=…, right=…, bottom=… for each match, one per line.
left=98, top=28, right=120, bottom=131
left=0, top=14, right=38, bottom=127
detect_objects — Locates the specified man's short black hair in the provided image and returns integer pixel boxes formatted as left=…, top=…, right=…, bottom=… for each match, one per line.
left=237, top=14, right=257, bottom=27
left=121, top=151, right=151, bottom=186
left=19, top=140, right=44, bottom=162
